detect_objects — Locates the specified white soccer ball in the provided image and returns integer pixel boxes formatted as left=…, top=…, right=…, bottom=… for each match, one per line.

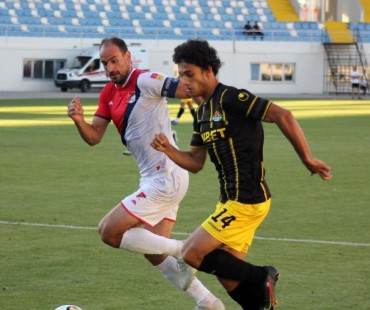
left=54, top=306, right=82, bottom=310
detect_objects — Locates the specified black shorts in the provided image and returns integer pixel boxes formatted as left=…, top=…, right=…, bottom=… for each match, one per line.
left=352, top=83, right=359, bottom=89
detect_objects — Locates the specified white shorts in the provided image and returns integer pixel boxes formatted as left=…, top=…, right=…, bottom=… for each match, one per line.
left=121, top=166, right=189, bottom=227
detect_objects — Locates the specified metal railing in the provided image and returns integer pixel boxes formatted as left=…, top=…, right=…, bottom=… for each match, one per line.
left=0, top=25, right=329, bottom=43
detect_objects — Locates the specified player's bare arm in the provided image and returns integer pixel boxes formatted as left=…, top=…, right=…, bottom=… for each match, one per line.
left=264, top=103, right=332, bottom=181
left=151, top=133, right=207, bottom=173
left=67, top=96, right=109, bottom=146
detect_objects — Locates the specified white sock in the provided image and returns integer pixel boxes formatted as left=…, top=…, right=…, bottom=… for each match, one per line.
left=120, top=227, right=183, bottom=258
left=155, top=256, right=218, bottom=307
left=187, top=278, right=218, bottom=308
left=155, top=256, right=186, bottom=290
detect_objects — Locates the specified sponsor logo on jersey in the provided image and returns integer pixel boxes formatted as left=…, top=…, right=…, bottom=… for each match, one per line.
left=150, top=73, right=164, bottom=80
left=128, top=94, right=136, bottom=104
left=201, top=127, right=226, bottom=143
left=238, top=92, right=249, bottom=101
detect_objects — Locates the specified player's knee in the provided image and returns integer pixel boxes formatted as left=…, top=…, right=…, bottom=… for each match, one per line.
left=182, top=247, right=203, bottom=269
left=98, top=220, right=121, bottom=248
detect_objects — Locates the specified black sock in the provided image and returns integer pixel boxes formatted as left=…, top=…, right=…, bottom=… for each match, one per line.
left=177, top=108, right=184, bottom=118
left=198, top=249, right=267, bottom=285
left=228, top=280, right=260, bottom=310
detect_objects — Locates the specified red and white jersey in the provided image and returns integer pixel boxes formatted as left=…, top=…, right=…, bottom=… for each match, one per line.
left=95, top=69, right=180, bottom=178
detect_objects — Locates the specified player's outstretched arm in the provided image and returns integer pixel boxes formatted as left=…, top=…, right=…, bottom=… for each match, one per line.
left=67, top=96, right=109, bottom=146
left=151, top=133, right=207, bottom=173
left=264, top=103, right=332, bottom=181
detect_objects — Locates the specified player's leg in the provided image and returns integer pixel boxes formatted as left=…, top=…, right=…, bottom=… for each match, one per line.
left=105, top=168, right=188, bottom=255
left=98, top=203, right=140, bottom=248
left=98, top=204, right=183, bottom=256
left=183, top=227, right=278, bottom=309
left=186, top=99, right=196, bottom=119
left=182, top=200, right=278, bottom=309
left=351, top=84, right=355, bottom=99
left=172, top=101, right=186, bottom=125
left=357, top=84, right=361, bottom=98
left=146, top=219, right=225, bottom=309
left=218, top=247, right=277, bottom=310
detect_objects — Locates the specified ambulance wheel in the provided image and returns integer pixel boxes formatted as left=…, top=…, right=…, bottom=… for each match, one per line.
left=80, top=80, right=90, bottom=93
left=61, top=87, right=68, bottom=92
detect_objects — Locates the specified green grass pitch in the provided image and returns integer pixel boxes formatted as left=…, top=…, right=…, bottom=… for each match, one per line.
left=1, top=97, right=369, bottom=309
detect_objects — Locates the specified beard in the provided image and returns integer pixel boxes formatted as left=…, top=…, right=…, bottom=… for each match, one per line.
left=109, top=72, right=123, bottom=84
left=109, top=67, right=131, bottom=85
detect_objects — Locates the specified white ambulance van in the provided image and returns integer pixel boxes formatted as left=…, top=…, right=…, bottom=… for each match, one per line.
left=54, top=45, right=149, bottom=92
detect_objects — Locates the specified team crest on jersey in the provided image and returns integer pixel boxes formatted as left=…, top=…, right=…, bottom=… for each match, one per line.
left=212, top=111, right=222, bottom=121
left=150, top=73, right=164, bottom=80
left=238, top=92, right=249, bottom=101
left=128, top=94, right=136, bottom=104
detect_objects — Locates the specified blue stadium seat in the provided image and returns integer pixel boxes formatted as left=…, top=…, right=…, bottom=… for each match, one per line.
left=175, top=0, right=185, bottom=5
left=220, top=29, right=235, bottom=36
left=0, top=24, right=6, bottom=35
left=0, top=16, right=11, bottom=24
left=157, top=6, right=166, bottom=13
left=187, top=7, right=196, bottom=14
left=51, top=3, right=59, bottom=10
left=39, top=10, right=53, bottom=17
left=182, top=29, right=196, bottom=36
left=0, top=9, right=9, bottom=16
left=105, top=27, right=121, bottom=35
left=19, top=16, right=42, bottom=25
left=129, top=12, right=145, bottom=19
left=199, top=0, right=208, bottom=6
left=357, top=23, right=366, bottom=31
left=66, top=3, right=74, bottom=10
left=171, top=20, right=191, bottom=28
left=201, top=7, right=210, bottom=14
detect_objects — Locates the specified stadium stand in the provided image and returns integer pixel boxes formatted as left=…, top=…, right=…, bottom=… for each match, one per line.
left=349, top=22, right=370, bottom=43
left=324, top=21, right=354, bottom=43
left=0, top=0, right=330, bottom=42
left=0, top=0, right=368, bottom=42
left=266, top=0, right=299, bottom=22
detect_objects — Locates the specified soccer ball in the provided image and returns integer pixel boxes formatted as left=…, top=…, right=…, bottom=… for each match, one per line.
left=54, top=306, right=82, bottom=310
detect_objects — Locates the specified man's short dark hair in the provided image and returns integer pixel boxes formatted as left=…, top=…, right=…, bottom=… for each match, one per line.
left=100, top=37, right=128, bottom=54
left=173, top=39, right=222, bottom=75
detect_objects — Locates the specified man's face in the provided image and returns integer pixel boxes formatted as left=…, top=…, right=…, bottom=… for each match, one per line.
left=177, top=62, right=212, bottom=98
left=100, top=43, right=132, bottom=85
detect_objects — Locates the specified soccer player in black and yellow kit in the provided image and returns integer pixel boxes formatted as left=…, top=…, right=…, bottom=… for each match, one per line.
left=151, top=39, right=332, bottom=310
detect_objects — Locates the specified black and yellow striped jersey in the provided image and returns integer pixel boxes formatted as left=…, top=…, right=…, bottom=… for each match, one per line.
left=191, top=83, right=272, bottom=204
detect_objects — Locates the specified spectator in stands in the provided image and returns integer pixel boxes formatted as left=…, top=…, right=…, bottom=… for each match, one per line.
left=243, top=21, right=252, bottom=37
left=360, top=75, right=368, bottom=96
left=350, top=66, right=361, bottom=99
left=252, top=22, right=264, bottom=40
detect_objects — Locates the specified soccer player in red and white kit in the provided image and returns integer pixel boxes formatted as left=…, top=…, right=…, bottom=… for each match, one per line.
left=67, top=37, right=224, bottom=310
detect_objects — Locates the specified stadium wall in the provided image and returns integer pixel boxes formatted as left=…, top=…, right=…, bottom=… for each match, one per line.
left=0, top=36, right=369, bottom=95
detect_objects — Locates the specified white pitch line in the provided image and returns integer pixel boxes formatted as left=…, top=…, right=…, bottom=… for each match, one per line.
left=1, top=220, right=369, bottom=247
